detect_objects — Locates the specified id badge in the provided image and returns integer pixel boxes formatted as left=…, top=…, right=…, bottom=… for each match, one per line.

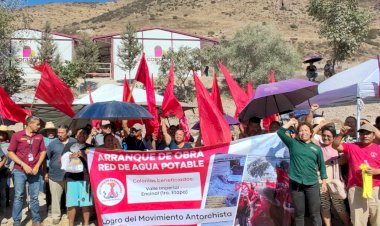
left=28, top=153, right=34, bottom=162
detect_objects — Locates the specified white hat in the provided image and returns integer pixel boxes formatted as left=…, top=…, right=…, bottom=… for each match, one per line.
left=133, top=123, right=144, bottom=131
left=101, top=120, right=111, bottom=126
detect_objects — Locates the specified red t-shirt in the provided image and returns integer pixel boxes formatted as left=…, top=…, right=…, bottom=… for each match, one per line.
left=8, top=130, right=46, bottom=172
left=342, top=142, right=380, bottom=188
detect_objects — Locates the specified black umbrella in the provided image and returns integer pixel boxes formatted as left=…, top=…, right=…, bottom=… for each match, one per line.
left=303, top=55, right=323, bottom=64
left=73, top=101, right=153, bottom=120
left=239, top=79, right=318, bottom=120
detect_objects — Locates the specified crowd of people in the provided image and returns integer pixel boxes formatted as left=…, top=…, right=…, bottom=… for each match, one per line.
left=0, top=103, right=379, bottom=226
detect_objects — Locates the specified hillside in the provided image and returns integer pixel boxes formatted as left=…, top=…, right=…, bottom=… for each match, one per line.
left=22, top=0, right=380, bottom=63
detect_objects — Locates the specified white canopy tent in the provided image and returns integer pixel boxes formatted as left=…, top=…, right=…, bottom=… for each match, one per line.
left=297, top=57, right=379, bottom=132
left=74, top=84, right=195, bottom=110
left=74, top=84, right=164, bottom=105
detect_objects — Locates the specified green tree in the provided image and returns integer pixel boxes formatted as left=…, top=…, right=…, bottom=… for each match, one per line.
left=157, top=47, right=201, bottom=102
left=202, top=24, right=301, bottom=85
left=34, top=21, right=62, bottom=71
left=74, top=33, right=99, bottom=86
left=117, top=23, right=142, bottom=82
left=308, top=0, right=372, bottom=71
left=0, top=0, right=26, bottom=95
left=54, top=61, right=80, bottom=88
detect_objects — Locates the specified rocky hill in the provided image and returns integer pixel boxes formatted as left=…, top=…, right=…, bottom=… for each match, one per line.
left=22, top=0, right=380, bottom=63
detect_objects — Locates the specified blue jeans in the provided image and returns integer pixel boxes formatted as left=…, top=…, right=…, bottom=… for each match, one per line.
left=290, top=180, right=322, bottom=226
left=12, top=169, right=41, bottom=226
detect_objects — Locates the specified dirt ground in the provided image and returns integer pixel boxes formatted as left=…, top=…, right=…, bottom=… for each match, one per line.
left=3, top=190, right=97, bottom=226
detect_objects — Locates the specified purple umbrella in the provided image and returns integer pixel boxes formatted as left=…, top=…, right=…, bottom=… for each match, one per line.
left=239, top=79, right=318, bottom=120
left=191, top=114, right=239, bottom=130
left=303, top=55, right=323, bottom=64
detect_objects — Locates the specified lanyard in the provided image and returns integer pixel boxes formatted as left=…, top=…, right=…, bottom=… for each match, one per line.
left=26, top=136, right=34, bottom=154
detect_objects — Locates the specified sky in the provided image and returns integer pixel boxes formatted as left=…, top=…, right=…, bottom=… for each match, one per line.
left=25, top=0, right=110, bottom=6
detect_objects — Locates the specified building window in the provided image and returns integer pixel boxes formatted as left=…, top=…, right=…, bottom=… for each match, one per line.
left=154, top=46, right=162, bottom=57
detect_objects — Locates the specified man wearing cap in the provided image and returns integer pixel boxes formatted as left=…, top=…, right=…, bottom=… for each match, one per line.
left=46, top=125, right=76, bottom=224
left=94, top=120, right=121, bottom=146
left=7, top=116, right=46, bottom=226
left=333, top=123, right=380, bottom=226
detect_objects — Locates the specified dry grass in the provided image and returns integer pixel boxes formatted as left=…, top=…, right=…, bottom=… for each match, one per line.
left=20, top=0, right=379, bottom=63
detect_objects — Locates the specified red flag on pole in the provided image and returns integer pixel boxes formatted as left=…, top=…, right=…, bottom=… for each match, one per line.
left=33, top=63, right=75, bottom=117
left=122, top=74, right=142, bottom=127
left=123, top=74, right=135, bottom=103
left=134, top=53, right=159, bottom=136
left=161, top=62, right=184, bottom=119
left=193, top=70, right=231, bottom=146
left=0, top=85, right=30, bottom=123
left=246, top=80, right=255, bottom=98
left=210, top=72, right=224, bottom=113
left=218, top=62, right=249, bottom=118
left=263, top=70, right=277, bottom=131
left=87, top=85, right=100, bottom=129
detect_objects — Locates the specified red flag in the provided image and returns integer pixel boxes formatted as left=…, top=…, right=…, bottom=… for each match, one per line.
left=269, top=69, right=275, bottom=83
left=246, top=80, right=255, bottom=98
left=218, top=62, right=249, bottom=118
left=123, top=74, right=135, bottom=103
left=0, top=85, right=30, bottom=123
left=179, top=115, right=191, bottom=142
left=122, top=74, right=142, bottom=127
left=33, top=63, right=75, bottom=117
left=263, top=70, right=277, bottom=131
left=193, top=70, right=231, bottom=146
left=87, top=86, right=100, bottom=129
left=88, top=85, right=94, bottom=103
left=134, top=53, right=159, bottom=136
left=161, top=62, right=184, bottom=119
left=210, top=72, right=224, bottom=113
left=378, top=55, right=380, bottom=98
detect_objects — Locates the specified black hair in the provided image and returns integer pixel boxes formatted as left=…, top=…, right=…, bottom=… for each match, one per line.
left=249, top=117, right=261, bottom=124
left=297, top=122, right=313, bottom=135
left=269, top=121, right=281, bottom=127
left=57, top=125, right=70, bottom=133
left=321, top=125, right=336, bottom=137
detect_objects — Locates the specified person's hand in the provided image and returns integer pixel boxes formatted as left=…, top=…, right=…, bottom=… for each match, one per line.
left=152, top=133, right=158, bottom=141
left=321, top=181, right=328, bottom=193
left=44, top=173, right=49, bottom=182
left=21, top=163, right=32, bottom=174
left=31, top=166, right=39, bottom=175
left=70, top=152, right=79, bottom=159
left=289, top=118, right=298, bottom=126
left=365, top=167, right=379, bottom=176
left=339, top=126, right=351, bottom=136
left=91, top=128, right=97, bottom=136
left=310, top=104, right=319, bottom=112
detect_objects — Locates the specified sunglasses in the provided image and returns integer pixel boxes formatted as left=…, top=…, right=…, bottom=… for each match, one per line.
left=287, top=129, right=296, bottom=134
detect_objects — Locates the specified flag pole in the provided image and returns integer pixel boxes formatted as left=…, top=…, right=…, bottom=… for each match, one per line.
left=127, top=80, right=137, bottom=102
left=29, top=85, right=38, bottom=115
